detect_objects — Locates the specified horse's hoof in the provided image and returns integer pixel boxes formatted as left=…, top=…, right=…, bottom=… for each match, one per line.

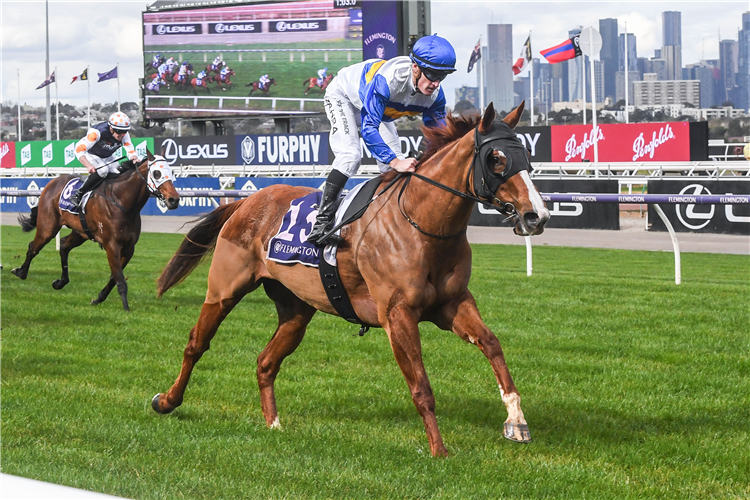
left=52, top=279, right=68, bottom=290
left=91, top=298, right=101, bottom=306
left=504, top=422, right=531, bottom=443
left=152, top=393, right=174, bottom=414
left=11, top=267, right=27, bottom=280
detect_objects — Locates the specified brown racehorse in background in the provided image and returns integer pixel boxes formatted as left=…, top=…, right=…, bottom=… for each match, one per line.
left=191, top=75, right=214, bottom=94
left=303, top=74, right=333, bottom=94
left=214, top=69, right=236, bottom=90
left=12, top=151, right=180, bottom=311
left=152, top=102, right=549, bottom=456
left=246, top=78, right=276, bottom=96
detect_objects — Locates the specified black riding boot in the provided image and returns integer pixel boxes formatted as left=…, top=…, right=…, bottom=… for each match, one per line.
left=307, top=169, right=348, bottom=247
left=70, top=173, right=104, bottom=207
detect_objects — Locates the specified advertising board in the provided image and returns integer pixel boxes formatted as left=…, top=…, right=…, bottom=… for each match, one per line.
left=550, top=122, right=691, bottom=162
left=361, top=1, right=398, bottom=60
left=4, top=139, right=154, bottom=169
left=142, top=0, right=362, bottom=119
left=468, top=179, right=620, bottom=229
left=142, top=177, right=222, bottom=216
left=1, top=142, right=16, bottom=168
left=154, top=136, right=236, bottom=166
left=0, top=178, right=54, bottom=212
left=236, top=133, right=329, bottom=166
left=647, top=180, right=750, bottom=235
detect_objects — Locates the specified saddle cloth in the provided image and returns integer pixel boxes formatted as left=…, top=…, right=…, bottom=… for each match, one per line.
left=267, top=178, right=377, bottom=267
left=59, top=178, right=93, bottom=215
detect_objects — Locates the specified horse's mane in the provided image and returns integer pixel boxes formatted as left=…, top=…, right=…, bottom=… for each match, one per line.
left=420, top=112, right=481, bottom=164
left=101, top=160, right=140, bottom=187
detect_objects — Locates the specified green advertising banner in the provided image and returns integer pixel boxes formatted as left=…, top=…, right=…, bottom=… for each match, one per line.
left=13, top=138, right=154, bottom=168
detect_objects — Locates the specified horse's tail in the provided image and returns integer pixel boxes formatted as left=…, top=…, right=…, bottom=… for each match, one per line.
left=157, top=199, right=244, bottom=297
left=17, top=206, right=38, bottom=232
left=302, top=78, right=310, bottom=86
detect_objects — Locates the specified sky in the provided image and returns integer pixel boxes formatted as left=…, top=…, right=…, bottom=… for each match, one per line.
left=1, top=0, right=747, bottom=110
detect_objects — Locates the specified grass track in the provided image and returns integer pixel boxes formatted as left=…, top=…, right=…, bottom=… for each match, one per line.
left=1, top=225, right=748, bottom=499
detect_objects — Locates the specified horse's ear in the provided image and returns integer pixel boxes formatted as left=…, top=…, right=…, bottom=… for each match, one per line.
left=503, top=101, right=525, bottom=129
left=146, top=149, right=154, bottom=161
left=479, top=102, right=496, bottom=134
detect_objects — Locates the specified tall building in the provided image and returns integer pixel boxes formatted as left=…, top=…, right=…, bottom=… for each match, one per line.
left=538, top=61, right=554, bottom=115
left=633, top=78, right=700, bottom=107
left=599, top=18, right=619, bottom=101
left=720, top=39, right=739, bottom=104
left=618, top=32, right=637, bottom=71
left=738, top=12, right=750, bottom=110
left=685, top=61, right=719, bottom=107
left=486, top=24, right=514, bottom=114
left=662, top=11, right=682, bottom=80
left=552, top=60, right=568, bottom=102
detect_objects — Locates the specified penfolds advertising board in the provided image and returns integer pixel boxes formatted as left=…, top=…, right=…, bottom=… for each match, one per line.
left=550, top=122, right=691, bottom=163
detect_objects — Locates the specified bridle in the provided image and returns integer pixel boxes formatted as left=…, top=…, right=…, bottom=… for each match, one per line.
left=134, top=158, right=169, bottom=203
left=396, top=121, right=531, bottom=240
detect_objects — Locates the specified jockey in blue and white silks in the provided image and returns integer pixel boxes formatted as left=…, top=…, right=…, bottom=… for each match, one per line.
left=220, top=66, right=232, bottom=79
left=317, top=67, right=328, bottom=86
left=146, top=77, right=165, bottom=93
left=210, top=55, right=224, bottom=72
left=258, top=74, right=270, bottom=90
left=150, top=54, right=162, bottom=69
left=196, top=70, right=208, bottom=86
left=306, top=34, right=457, bottom=247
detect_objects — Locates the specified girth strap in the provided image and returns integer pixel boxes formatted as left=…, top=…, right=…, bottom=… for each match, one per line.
left=319, top=257, right=369, bottom=336
left=78, top=209, right=97, bottom=242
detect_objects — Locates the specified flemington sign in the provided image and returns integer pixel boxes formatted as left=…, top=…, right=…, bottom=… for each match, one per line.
left=550, top=122, right=692, bottom=163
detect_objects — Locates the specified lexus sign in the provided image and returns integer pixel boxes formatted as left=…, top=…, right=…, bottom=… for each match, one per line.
left=155, top=136, right=236, bottom=166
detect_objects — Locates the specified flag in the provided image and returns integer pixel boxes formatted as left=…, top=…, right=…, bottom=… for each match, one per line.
left=35, top=71, right=55, bottom=90
left=467, top=38, right=481, bottom=73
left=540, top=34, right=582, bottom=64
left=512, top=36, right=532, bottom=75
left=71, top=68, right=88, bottom=84
left=97, top=66, right=118, bottom=82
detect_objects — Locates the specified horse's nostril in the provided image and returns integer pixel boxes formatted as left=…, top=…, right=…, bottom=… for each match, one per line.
left=523, top=212, right=540, bottom=227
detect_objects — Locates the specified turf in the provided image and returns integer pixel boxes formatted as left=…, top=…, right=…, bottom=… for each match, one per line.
left=1, top=224, right=748, bottom=499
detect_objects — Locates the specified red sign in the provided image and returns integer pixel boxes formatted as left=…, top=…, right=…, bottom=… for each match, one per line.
left=550, top=122, right=691, bottom=162
left=0, top=142, right=16, bottom=168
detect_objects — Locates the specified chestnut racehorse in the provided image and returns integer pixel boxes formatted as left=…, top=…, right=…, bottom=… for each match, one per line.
left=191, top=75, right=214, bottom=94
left=214, top=69, right=235, bottom=90
left=152, top=102, right=549, bottom=456
left=303, top=74, right=333, bottom=94
left=246, top=78, right=276, bottom=96
left=12, top=151, right=180, bottom=311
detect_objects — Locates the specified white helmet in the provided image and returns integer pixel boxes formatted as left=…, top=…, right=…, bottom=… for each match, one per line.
left=108, top=111, right=131, bottom=132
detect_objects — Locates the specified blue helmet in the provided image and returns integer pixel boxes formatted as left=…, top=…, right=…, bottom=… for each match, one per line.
left=410, top=34, right=457, bottom=73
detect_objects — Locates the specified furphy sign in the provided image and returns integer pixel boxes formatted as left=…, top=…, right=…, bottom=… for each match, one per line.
left=648, top=180, right=750, bottom=235
left=270, top=20, right=327, bottom=32
left=236, top=134, right=328, bottom=165
left=153, top=24, right=202, bottom=35
left=551, top=122, right=691, bottom=162
left=209, top=22, right=261, bottom=34
left=156, top=137, right=235, bottom=166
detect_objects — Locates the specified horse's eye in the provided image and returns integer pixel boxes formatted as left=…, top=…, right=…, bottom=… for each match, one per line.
left=153, top=170, right=162, bottom=180
left=491, top=149, right=508, bottom=175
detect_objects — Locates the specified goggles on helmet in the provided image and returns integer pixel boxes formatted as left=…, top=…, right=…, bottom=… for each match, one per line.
left=420, top=67, right=449, bottom=83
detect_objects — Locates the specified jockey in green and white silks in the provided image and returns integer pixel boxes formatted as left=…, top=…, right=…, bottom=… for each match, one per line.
left=306, top=34, right=457, bottom=247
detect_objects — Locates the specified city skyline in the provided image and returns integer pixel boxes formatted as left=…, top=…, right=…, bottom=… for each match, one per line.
left=0, top=1, right=747, bottom=109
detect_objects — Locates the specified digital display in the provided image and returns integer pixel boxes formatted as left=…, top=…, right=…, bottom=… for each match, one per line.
left=142, top=0, right=363, bottom=119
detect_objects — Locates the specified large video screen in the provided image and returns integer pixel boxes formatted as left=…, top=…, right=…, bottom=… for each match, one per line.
left=142, top=0, right=363, bottom=119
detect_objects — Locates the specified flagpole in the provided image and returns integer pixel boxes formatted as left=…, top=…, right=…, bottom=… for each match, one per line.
left=581, top=52, right=586, bottom=125
left=45, top=0, right=51, bottom=140
left=87, top=66, right=91, bottom=129
left=17, top=69, right=22, bottom=141
left=55, top=66, right=60, bottom=140
left=589, top=29, right=599, bottom=172
left=479, top=35, right=484, bottom=111
left=529, top=31, right=534, bottom=126
left=624, top=22, right=629, bottom=124
left=117, top=62, right=121, bottom=112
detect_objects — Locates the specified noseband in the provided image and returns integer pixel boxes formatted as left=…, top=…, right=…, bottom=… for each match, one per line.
left=396, top=121, right=532, bottom=239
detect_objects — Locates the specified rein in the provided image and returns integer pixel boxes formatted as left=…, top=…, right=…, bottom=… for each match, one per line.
left=134, top=160, right=167, bottom=202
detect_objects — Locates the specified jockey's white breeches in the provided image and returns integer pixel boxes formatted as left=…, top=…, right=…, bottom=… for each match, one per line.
left=82, top=152, right=122, bottom=178
left=323, top=86, right=403, bottom=178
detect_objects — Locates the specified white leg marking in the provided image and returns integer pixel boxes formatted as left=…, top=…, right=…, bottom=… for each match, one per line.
left=467, top=334, right=477, bottom=345
left=499, top=386, right=527, bottom=425
left=270, top=416, right=282, bottom=430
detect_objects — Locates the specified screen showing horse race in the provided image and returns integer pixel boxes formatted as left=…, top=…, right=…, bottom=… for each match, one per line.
left=142, top=0, right=363, bottom=120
